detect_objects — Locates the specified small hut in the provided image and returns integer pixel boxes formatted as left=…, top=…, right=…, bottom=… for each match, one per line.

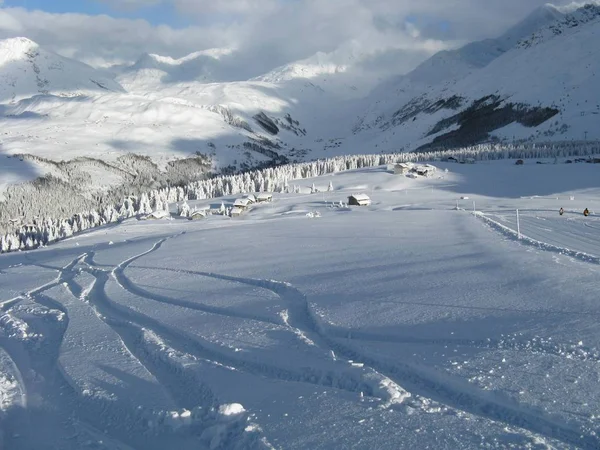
left=244, top=194, right=257, bottom=204
left=256, top=193, right=273, bottom=203
left=142, top=210, right=170, bottom=220
left=515, top=159, right=524, bottom=165
left=414, top=164, right=436, bottom=177
left=393, top=163, right=411, bottom=175
left=230, top=207, right=244, bottom=217
left=233, top=198, right=251, bottom=209
left=348, top=194, right=371, bottom=206
left=189, top=210, right=207, bottom=220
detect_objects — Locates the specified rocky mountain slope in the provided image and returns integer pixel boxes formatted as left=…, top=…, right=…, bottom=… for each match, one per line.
left=353, top=4, right=600, bottom=151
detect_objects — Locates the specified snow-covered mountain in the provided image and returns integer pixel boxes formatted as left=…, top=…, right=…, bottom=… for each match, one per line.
left=2, top=3, right=600, bottom=225
left=354, top=3, right=600, bottom=150
left=253, top=51, right=350, bottom=84
left=117, top=48, right=235, bottom=90
left=0, top=37, right=124, bottom=102
left=405, top=4, right=564, bottom=87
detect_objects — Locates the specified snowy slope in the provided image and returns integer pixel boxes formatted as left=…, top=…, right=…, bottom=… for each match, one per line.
left=357, top=4, right=565, bottom=126
left=251, top=45, right=376, bottom=99
left=0, top=37, right=124, bottom=102
left=2, top=4, right=600, bottom=206
left=407, top=4, right=564, bottom=86
left=1, top=160, right=600, bottom=449
left=353, top=4, right=600, bottom=151
left=117, top=48, right=235, bottom=91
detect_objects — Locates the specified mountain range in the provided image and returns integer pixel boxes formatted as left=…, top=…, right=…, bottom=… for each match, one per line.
left=0, top=2, right=599, bottom=212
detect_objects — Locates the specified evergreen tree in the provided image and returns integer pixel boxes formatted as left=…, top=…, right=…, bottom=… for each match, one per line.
left=178, top=201, right=191, bottom=218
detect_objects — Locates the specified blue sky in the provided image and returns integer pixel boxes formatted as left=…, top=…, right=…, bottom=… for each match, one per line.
left=2, top=0, right=194, bottom=27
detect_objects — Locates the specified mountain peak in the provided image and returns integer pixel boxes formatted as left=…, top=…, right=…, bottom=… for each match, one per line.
left=0, top=37, right=40, bottom=61
left=131, top=48, right=234, bottom=72
left=0, top=37, right=124, bottom=101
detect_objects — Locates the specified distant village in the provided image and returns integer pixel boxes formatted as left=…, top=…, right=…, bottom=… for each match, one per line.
left=142, top=161, right=440, bottom=221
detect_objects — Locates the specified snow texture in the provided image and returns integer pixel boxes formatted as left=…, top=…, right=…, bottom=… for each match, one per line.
left=1, top=160, right=600, bottom=449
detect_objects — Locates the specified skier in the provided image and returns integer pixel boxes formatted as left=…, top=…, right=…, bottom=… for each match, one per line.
left=559, top=207, right=564, bottom=216
left=583, top=208, right=590, bottom=217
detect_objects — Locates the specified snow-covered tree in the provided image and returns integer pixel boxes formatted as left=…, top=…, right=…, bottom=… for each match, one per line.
left=59, top=220, right=73, bottom=239
left=178, top=201, right=191, bottom=218
left=137, top=193, right=152, bottom=215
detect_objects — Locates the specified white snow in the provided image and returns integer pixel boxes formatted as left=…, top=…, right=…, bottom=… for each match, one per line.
left=1, top=160, right=600, bottom=449
left=218, top=403, right=246, bottom=416
left=0, top=37, right=124, bottom=103
left=2, top=4, right=600, bottom=448
left=1, top=4, right=599, bottom=196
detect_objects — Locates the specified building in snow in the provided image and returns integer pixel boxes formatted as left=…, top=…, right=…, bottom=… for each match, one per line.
left=515, top=159, right=524, bottom=165
left=230, top=207, right=244, bottom=217
left=256, top=193, right=273, bottom=203
left=348, top=194, right=371, bottom=206
left=142, top=210, right=170, bottom=220
left=414, top=165, right=436, bottom=177
left=233, top=198, right=251, bottom=209
left=189, top=210, right=207, bottom=220
left=393, top=163, right=411, bottom=174
left=244, top=194, right=257, bottom=204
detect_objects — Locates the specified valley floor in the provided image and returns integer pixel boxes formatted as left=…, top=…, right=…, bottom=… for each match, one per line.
left=1, top=161, right=600, bottom=449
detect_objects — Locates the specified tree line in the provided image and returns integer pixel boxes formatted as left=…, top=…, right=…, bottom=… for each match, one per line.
left=2, top=140, right=599, bottom=253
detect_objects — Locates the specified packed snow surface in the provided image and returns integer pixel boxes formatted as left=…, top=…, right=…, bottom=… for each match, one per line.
left=1, top=160, right=600, bottom=449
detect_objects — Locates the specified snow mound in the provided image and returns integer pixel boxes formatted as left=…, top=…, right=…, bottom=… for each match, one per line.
left=218, top=403, right=246, bottom=416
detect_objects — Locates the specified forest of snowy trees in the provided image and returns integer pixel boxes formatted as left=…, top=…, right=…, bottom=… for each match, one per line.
left=1, top=140, right=599, bottom=254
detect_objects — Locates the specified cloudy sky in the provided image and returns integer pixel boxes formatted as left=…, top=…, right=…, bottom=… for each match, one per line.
left=0, top=0, right=578, bottom=79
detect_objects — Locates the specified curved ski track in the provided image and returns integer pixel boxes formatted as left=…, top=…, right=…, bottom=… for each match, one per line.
left=121, top=236, right=599, bottom=449
left=3, top=230, right=599, bottom=449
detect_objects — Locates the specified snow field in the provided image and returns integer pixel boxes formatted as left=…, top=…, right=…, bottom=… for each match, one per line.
left=1, top=161, right=600, bottom=448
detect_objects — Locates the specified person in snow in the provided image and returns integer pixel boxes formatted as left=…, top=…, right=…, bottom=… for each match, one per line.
left=559, top=207, right=564, bottom=216
left=583, top=208, right=590, bottom=217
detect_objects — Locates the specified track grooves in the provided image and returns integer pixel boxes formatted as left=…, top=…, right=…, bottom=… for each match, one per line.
left=138, top=265, right=597, bottom=449
left=79, top=265, right=218, bottom=410
left=269, top=281, right=599, bottom=449
left=77, top=239, right=379, bottom=400
left=110, top=251, right=281, bottom=327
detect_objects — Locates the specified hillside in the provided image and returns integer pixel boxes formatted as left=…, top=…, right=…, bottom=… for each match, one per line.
left=1, top=3, right=600, bottom=229
left=117, top=48, right=236, bottom=90
left=0, top=37, right=124, bottom=103
left=353, top=4, right=600, bottom=151
left=2, top=160, right=600, bottom=449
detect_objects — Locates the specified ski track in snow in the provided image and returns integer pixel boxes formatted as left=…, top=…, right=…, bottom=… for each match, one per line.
left=474, top=211, right=600, bottom=266
left=1, top=248, right=270, bottom=449
left=204, top=277, right=599, bottom=449
left=3, top=222, right=600, bottom=448
left=119, top=236, right=600, bottom=449
left=99, top=235, right=383, bottom=400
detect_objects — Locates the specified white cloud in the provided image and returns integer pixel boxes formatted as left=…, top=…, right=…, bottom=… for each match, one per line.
left=171, top=0, right=278, bottom=15
left=96, top=0, right=162, bottom=10
left=0, top=1, right=574, bottom=80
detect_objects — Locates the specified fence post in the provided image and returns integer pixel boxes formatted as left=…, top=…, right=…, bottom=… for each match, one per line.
left=516, top=209, right=521, bottom=239
left=473, top=201, right=476, bottom=213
